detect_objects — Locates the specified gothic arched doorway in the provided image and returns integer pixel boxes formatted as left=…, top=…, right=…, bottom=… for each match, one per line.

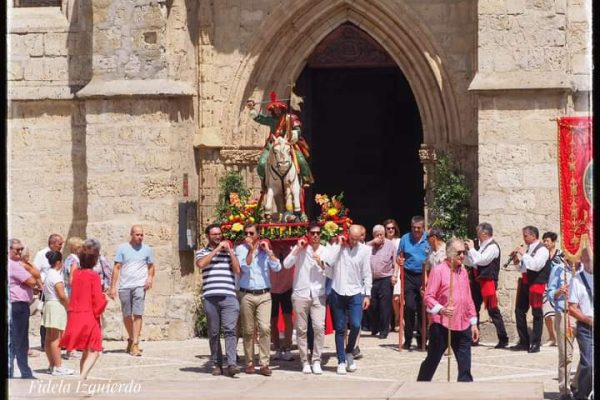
left=295, top=23, right=423, bottom=236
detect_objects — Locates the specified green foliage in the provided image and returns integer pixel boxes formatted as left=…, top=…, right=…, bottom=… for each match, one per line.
left=431, top=154, right=470, bottom=239
left=194, top=304, right=208, bottom=338
left=215, top=170, right=250, bottom=220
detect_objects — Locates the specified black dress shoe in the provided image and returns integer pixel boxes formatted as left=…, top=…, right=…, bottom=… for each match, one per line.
left=494, top=340, right=509, bottom=349
left=378, top=333, right=388, bottom=339
left=402, top=343, right=412, bottom=351
left=509, top=343, right=529, bottom=351
left=226, top=365, right=240, bottom=377
left=528, top=344, right=541, bottom=353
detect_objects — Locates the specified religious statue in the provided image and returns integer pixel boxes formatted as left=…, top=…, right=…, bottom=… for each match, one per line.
left=247, top=91, right=314, bottom=220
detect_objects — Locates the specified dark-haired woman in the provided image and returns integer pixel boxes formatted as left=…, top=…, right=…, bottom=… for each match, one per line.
left=60, top=248, right=108, bottom=379
left=42, top=251, right=73, bottom=376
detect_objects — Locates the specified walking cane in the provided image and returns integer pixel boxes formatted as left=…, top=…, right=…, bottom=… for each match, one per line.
left=399, top=262, right=406, bottom=351
left=422, top=268, right=428, bottom=351
left=447, top=266, right=454, bottom=382
left=563, top=263, right=569, bottom=395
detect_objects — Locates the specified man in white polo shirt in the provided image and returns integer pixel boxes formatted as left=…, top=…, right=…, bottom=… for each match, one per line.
left=110, top=225, right=155, bottom=357
left=568, top=247, right=594, bottom=400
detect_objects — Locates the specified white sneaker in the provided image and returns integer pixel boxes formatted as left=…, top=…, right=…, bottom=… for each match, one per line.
left=312, top=361, right=323, bottom=375
left=282, top=350, right=294, bottom=361
left=345, top=353, right=357, bottom=372
left=52, top=366, right=75, bottom=376
left=337, top=362, right=347, bottom=375
left=273, top=349, right=283, bottom=360
left=302, top=362, right=312, bottom=374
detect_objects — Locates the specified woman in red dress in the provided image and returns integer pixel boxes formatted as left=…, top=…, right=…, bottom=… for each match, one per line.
left=60, top=246, right=108, bottom=379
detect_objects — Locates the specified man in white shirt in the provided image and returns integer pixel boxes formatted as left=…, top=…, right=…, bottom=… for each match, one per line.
left=510, top=225, right=550, bottom=353
left=283, top=222, right=329, bottom=375
left=33, top=233, right=64, bottom=350
left=464, top=223, right=508, bottom=348
left=324, top=225, right=372, bottom=375
left=33, top=234, right=64, bottom=282
left=568, top=247, right=593, bottom=400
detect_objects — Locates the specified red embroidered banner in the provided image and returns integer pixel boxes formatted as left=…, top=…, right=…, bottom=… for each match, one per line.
left=557, top=116, right=593, bottom=260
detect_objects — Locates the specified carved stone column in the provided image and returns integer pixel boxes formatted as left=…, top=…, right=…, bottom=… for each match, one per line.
left=418, top=144, right=437, bottom=228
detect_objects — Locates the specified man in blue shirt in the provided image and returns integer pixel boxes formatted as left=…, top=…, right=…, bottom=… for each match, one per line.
left=397, top=216, right=430, bottom=350
left=235, top=223, right=281, bottom=376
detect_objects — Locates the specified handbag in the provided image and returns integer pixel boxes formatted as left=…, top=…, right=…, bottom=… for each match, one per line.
left=29, top=292, right=44, bottom=316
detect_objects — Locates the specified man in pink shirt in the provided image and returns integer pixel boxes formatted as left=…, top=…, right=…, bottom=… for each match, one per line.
left=8, top=238, right=37, bottom=379
left=417, top=238, right=479, bottom=382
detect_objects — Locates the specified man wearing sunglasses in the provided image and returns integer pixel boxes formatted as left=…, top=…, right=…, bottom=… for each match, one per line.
left=8, top=238, right=37, bottom=379
left=417, top=238, right=479, bottom=382
left=283, top=222, right=330, bottom=374
left=235, top=224, right=282, bottom=376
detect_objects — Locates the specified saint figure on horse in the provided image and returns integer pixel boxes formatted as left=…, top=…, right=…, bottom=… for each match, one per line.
left=247, top=91, right=314, bottom=189
left=247, top=91, right=314, bottom=220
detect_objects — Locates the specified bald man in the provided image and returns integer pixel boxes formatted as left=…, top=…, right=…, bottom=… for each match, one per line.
left=110, top=225, right=156, bottom=357
left=324, top=225, right=372, bottom=375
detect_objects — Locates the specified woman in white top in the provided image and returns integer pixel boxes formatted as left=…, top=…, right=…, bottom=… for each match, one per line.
left=383, top=219, right=401, bottom=332
left=42, top=251, right=74, bottom=376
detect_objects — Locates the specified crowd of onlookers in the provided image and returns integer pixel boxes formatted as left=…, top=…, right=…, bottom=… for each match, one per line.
left=8, top=225, right=153, bottom=380
left=8, top=220, right=593, bottom=400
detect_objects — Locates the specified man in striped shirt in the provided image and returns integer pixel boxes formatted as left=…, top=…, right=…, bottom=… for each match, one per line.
left=195, top=223, right=241, bottom=377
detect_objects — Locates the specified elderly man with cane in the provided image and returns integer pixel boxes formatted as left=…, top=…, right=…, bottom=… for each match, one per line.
left=417, top=238, right=479, bottom=382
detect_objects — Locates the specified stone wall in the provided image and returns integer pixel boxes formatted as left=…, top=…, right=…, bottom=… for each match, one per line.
left=472, top=0, right=591, bottom=339
left=8, top=0, right=201, bottom=340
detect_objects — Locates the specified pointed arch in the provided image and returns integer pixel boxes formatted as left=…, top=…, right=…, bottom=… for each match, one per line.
left=222, top=0, right=461, bottom=148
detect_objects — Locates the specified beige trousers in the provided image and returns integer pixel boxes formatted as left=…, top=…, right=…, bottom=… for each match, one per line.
left=239, top=292, right=272, bottom=367
left=554, top=312, right=578, bottom=394
left=292, top=294, right=326, bottom=364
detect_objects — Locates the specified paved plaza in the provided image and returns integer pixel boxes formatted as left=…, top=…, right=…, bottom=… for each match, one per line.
left=9, top=331, right=574, bottom=399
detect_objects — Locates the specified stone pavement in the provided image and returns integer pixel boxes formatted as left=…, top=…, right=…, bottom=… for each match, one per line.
left=9, top=332, right=575, bottom=399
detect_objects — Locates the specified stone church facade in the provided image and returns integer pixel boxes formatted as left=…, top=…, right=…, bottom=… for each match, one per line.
left=7, top=0, right=591, bottom=340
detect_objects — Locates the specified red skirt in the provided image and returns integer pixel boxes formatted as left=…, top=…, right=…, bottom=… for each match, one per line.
left=60, top=311, right=103, bottom=352
left=528, top=283, right=545, bottom=309
left=479, top=278, right=498, bottom=309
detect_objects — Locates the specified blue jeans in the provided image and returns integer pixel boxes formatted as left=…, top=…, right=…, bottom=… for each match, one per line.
left=9, top=302, right=33, bottom=379
left=574, top=322, right=593, bottom=400
left=203, top=295, right=240, bottom=367
left=329, top=290, right=363, bottom=363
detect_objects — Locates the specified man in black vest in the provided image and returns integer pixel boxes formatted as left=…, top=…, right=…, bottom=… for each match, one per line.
left=509, top=226, right=550, bottom=353
left=465, top=223, right=509, bottom=348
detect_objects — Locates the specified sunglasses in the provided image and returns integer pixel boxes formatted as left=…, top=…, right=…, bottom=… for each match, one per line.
left=245, top=231, right=256, bottom=236
left=12, top=247, right=24, bottom=252
left=386, top=227, right=395, bottom=231
left=309, top=231, right=321, bottom=236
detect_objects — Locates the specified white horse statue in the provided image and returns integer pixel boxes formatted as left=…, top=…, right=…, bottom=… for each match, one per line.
left=264, top=136, right=302, bottom=220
